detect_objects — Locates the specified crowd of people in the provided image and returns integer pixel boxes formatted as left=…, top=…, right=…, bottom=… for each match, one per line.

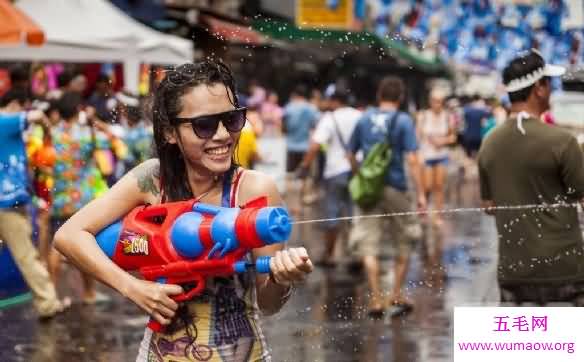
left=2, top=48, right=584, bottom=360
left=270, top=49, right=584, bottom=315
left=1, top=66, right=154, bottom=316
left=1, top=61, right=315, bottom=361
left=278, top=76, right=506, bottom=316
left=0, top=59, right=514, bottom=320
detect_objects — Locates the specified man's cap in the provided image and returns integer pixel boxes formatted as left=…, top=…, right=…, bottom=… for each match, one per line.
left=324, top=85, right=350, bottom=104
left=504, top=49, right=565, bottom=93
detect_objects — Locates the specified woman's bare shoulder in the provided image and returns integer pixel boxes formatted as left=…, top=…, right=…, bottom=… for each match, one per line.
left=237, top=169, right=283, bottom=206
left=126, top=158, right=162, bottom=204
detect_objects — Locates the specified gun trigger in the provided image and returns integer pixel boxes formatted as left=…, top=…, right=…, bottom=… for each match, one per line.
left=208, top=243, right=222, bottom=259
left=219, top=239, right=230, bottom=258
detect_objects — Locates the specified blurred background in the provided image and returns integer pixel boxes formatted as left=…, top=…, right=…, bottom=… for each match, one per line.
left=2, top=1, right=584, bottom=361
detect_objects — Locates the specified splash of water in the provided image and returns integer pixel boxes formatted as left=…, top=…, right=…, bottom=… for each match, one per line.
left=292, top=202, right=580, bottom=225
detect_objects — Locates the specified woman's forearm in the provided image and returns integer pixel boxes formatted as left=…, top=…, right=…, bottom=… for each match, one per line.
left=54, top=229, right=135, bottom=297
left=256, top=275, right=292, bottom=315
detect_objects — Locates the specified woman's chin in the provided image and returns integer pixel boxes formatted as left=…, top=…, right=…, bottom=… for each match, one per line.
left=202, top=157, right=232, bottom=174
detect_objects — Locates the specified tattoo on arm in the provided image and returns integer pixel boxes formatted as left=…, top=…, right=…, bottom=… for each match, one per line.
left=131, top=160, right=160, bottom=196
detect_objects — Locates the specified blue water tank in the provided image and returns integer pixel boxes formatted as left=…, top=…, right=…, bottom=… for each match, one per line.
left=210, top=208, right=240, bottom=257
left=96, top=220, right=123, bottom=258
left=171, top=212, right=205, bottom=259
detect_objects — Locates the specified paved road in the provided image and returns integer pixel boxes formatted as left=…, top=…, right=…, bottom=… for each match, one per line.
left=0, top=169, right=505, bottom=362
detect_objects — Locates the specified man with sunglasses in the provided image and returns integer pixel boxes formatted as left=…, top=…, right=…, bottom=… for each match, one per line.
left=478, top=49, right=584, bottom=305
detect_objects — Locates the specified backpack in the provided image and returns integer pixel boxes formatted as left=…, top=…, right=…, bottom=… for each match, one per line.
left=349, top=111, right=400, bottom=209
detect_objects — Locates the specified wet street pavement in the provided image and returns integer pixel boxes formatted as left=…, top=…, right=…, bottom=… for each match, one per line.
left=0, top=164, right=503, bottom=362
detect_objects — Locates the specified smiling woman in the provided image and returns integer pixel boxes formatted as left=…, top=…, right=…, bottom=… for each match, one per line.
left=53, top=60, right=314, bottom=362
left=152, top=62, right=243, bottom=202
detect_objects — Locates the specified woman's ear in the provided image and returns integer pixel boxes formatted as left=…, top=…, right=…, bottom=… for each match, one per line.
left=164, top=126, right=178, bottom=144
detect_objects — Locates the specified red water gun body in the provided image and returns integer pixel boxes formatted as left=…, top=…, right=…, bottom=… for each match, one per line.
left=96, top=196, right=291, bottom=331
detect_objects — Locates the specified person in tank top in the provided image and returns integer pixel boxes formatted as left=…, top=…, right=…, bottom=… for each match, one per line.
left=416, top=89, right=456, bottom=226
left=53, top=61, right=314, bottom=362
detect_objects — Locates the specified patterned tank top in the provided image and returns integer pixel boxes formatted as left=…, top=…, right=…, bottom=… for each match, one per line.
left=136, top=168, right=271, bottom=362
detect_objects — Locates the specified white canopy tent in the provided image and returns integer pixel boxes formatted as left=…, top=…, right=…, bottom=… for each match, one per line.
left=0, top=0, right=194, bottom=92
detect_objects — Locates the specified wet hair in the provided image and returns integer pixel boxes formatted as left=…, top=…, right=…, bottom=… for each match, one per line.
left=377, top=76, right=404, bottom=103
left=57, top=92, right=82, bottom=120
left=503, top=51, right=547, bottom=103
left=150, top=60, right=241, bottom=351
left=0, top=87, right=30, bottom=108
left=150, top=60, right=240, bottom=202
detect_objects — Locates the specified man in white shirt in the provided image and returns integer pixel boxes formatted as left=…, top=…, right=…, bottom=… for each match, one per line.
left=298, top=90, right=361, bottom=266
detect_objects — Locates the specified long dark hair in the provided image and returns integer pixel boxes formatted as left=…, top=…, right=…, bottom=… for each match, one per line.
left=149, top=61, right=242, bottom=346
left=150, top=60, right=240, bottom=202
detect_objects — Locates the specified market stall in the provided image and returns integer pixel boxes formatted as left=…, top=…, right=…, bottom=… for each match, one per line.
left=0, top=0, right=194, bottom=92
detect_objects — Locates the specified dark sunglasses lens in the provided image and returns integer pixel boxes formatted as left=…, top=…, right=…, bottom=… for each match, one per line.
left=191, top=117, right=219, bottom=139
left=223, top=109, right=246, bottom=132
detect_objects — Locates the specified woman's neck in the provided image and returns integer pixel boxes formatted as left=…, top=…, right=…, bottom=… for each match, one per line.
left=185, top=165, right=223, bottom=198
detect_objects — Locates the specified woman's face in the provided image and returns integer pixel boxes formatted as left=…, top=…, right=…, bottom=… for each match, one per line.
left=169, top=83, right=239, bottom=176
left=430, top=96, right=443, bottom=112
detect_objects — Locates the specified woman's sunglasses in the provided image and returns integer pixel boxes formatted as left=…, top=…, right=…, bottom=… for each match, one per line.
left=175, top=107, right=247, bottom=139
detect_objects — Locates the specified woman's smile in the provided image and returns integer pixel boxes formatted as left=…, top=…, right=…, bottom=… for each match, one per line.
left=204, top=143, right=232, bottom=159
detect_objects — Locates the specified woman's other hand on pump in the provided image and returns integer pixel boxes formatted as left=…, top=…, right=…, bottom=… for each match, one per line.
left=124, top=278, right=184, bottom=325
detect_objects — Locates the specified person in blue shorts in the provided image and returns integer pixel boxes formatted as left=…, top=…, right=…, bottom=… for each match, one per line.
left=416, top=89, right=457, bottom=226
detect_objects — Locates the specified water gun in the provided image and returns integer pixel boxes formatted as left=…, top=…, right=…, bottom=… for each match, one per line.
left=95, top=196, right=292, bottom=331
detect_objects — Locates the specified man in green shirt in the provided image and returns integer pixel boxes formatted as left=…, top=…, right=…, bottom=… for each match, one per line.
left=478, top=49, right=584, bottom=304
